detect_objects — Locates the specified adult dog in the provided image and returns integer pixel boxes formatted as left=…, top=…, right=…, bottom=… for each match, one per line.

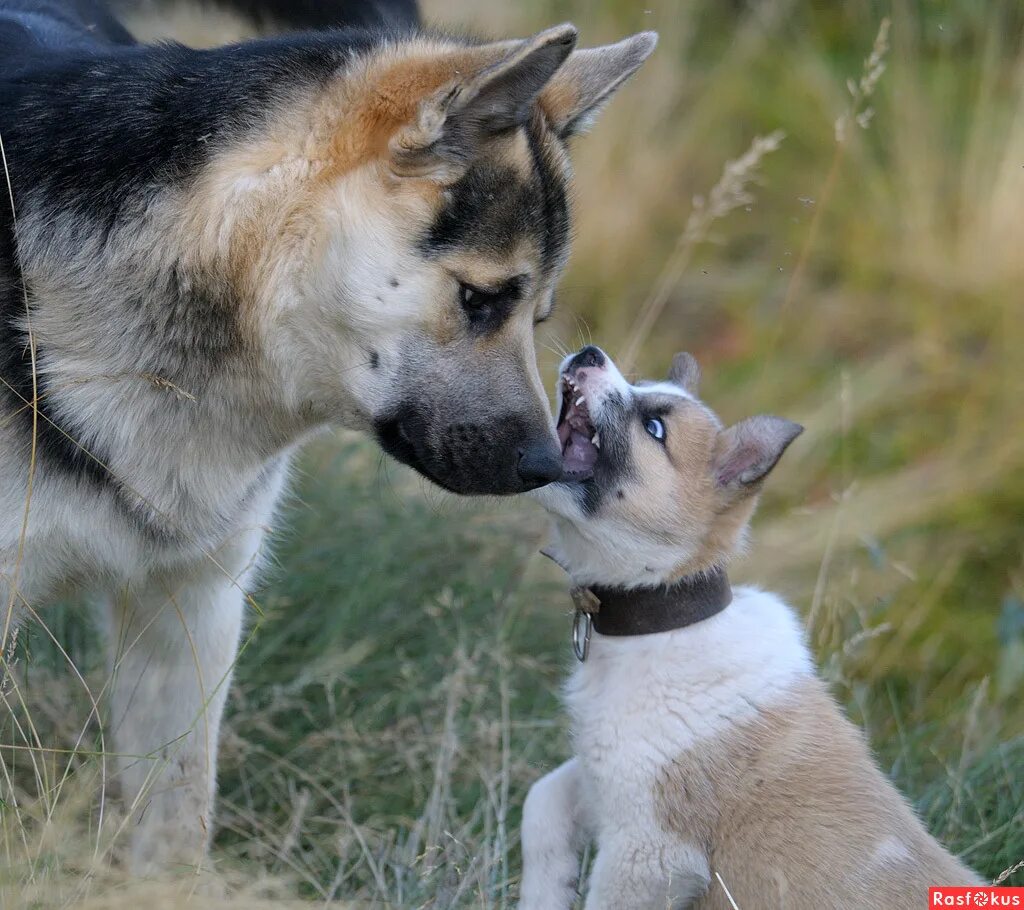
left=0, top=0, right=655, bottom=872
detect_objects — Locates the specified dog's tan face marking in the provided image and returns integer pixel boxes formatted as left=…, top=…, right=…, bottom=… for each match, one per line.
left=307, top=104, right=577, bottom=495
left=422, top=246, right=541, bottom=346
left=536, top=347, right=801, bottom=581
left=598, top=386, right=755, bottom=575
left=614, top=396, right=720, bottom=539
left=609, top=395, right=771, bottom=576
left=174, top=30, right=656, bottom=495
left=176, top=39, right=556, bottom=309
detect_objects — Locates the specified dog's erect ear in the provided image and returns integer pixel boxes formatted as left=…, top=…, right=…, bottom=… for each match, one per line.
left=668, top=352, right=700, bottom=395
left=714, top=416, right=803, bottom=490
left=389, top=24, right=578, bottom=178
left=538, top=31, right=658, bottom=139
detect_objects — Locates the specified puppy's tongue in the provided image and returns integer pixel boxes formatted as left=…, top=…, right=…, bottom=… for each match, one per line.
left=563, top=430, right=598, bottom=475
left=556, top=373, right=600, bottom=479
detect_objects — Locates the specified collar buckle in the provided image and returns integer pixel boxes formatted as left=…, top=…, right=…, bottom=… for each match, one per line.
left=570, top=586, right=600, bottom=662
left=572, top=607, right=592, bottom=662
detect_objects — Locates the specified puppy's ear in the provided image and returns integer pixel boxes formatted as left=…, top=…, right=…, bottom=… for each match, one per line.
left=538, top=31, right=658, bottom=139
left=714, top=416, right=802, bottom=491
left=390, top=25, right=578, bottom=179
left=668, top=352, right=700, bottom=395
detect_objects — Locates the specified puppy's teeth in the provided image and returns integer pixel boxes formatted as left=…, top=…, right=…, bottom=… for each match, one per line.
left=592, top=433, right=600, bottom=448
left=575, top=397, right=585, bottom=406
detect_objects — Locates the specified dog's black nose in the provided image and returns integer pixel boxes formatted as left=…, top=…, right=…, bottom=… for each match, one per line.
left=570, top=345, right=606, bottom=370
left=517, top=440, right=563, bottom=489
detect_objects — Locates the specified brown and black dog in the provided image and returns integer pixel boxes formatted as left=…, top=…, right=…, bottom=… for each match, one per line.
left=0, top=0, right=655, bottom=871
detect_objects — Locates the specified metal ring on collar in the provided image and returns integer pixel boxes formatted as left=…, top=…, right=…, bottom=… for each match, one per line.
left=572, top=608, right=592, bottom=662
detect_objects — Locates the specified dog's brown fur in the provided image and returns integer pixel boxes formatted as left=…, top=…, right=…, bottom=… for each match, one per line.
left=180, top=33, right=589, bottom=317
left=657, top=675, right=980, bottom=908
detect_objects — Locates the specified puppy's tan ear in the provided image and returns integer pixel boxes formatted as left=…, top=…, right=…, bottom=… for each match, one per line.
left=390, top=24, right=578, bottom=178
left=714, top=416, right=802, bottom=491
left=668, top=352, right=700, bottom=395
left=539, top=31, right=658, bottom=139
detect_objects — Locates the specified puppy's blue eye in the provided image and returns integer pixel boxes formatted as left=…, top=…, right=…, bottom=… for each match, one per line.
left=644, top=416, right=666, bottom=441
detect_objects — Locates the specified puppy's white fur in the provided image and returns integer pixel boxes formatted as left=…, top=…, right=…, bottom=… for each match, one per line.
left=522, top=590, right=811, bottom=909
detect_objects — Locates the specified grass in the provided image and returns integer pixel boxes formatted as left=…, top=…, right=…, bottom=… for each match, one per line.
left=2, top=0, right=1024, bottom=905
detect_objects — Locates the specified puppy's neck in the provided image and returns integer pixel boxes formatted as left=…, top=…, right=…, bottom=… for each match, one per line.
left=544, top=511, right=748, bottom=591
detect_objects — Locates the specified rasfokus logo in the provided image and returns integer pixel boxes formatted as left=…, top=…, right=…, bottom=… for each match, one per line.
left=929, top=888, right=1024, bottom=907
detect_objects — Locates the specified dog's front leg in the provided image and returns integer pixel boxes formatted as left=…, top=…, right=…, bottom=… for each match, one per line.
left=519, top=758, right=587, bottom=910
left=102, top=554, right=253, bottom=875
left=583, top=833, right=710, bottom=910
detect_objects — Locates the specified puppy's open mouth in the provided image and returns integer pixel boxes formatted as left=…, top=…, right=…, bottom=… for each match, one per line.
left=556, top=373, right=600, bottom=481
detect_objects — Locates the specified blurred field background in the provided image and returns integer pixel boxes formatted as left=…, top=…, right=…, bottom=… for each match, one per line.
left=2, top=0, right=1023, bottom=906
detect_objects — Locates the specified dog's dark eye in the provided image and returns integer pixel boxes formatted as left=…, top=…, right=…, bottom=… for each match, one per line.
left=644, top=416, right=666, bottom=442
left=456, top=278, right=523, bottom=333
left=459, top=282, right=500, bottom=313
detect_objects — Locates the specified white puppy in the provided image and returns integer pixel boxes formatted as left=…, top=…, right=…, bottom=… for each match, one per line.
left=520, top=346, right=981, bottom=909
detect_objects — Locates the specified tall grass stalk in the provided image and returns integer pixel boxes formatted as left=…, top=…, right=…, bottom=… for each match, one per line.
left=620, top=130, right=784, bottom=372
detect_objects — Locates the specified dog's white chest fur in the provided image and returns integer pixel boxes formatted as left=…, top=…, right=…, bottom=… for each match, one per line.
left=520, top=585, right=981, bottom=909
left=566, top=587, right=812, bottom=825
left=518, top=588, right=816, bottom=910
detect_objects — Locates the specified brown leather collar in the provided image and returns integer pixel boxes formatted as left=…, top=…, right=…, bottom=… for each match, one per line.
left=579, top=568, right=732, bottom=638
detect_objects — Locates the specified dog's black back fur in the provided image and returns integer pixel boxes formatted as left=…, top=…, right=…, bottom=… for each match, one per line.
left=0, top=0, right=133, bottom=53
left=119, top=0, right=421, bottom=33
left=233, top=0, right=418, bottom=31
left=0, top=0, right=419, bottom=485
left=1, top=0, right=420, bottom=211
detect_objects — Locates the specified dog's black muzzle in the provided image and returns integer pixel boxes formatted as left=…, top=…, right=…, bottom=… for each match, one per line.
left=375, top=408, right=562, bottom=495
